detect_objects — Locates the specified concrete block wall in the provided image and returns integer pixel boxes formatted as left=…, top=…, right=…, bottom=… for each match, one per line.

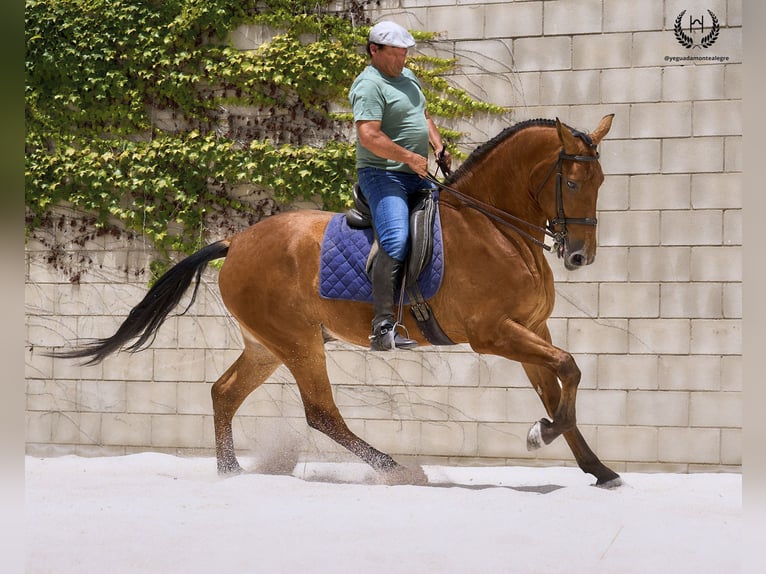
left=25, top=1, right=742, bottom=473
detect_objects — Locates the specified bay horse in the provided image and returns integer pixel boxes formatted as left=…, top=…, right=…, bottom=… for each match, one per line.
left=58, top=115, right=621, bottom=487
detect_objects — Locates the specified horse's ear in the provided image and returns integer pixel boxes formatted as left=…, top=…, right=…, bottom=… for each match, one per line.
left=555, top=117, right=579, bottom=155
left=589, top=114, right=615, bottom=146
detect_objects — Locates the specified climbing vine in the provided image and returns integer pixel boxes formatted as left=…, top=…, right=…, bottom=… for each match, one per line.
left=25, top=0, right=505, bottom=275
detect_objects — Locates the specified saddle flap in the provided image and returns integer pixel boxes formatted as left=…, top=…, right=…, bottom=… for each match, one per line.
left=345, top=183, right=373, bottom=229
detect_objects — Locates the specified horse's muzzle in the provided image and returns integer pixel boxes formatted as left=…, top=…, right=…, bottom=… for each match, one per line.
left=564, top=246, right=594, bottom=270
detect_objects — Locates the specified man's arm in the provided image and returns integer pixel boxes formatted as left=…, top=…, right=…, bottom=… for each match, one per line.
left=356, top=120, right=428, bottom=177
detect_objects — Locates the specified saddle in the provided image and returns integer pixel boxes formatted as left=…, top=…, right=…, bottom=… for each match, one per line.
left=346, top=183, right=454, bottom=346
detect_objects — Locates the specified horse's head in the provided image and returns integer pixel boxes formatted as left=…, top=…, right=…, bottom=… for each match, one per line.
left=537, top=114, right=614, bottom=270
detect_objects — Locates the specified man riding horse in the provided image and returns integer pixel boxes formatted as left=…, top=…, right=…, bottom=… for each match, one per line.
left=349, top=21, right=452, bottom=351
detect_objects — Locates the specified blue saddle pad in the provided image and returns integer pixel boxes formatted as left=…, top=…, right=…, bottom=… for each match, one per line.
left=319, top=204, right=445, bottom=303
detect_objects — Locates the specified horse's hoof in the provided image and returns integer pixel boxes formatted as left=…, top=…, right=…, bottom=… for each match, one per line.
left=378, top=464, right=429, bottom=486
left=526, top=419, right=551, bottom=451
left=217, top=462, right=244, bottom=477
left=594, top=476, right=624, bottom=489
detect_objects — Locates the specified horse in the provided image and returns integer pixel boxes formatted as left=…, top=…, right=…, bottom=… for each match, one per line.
left=56, top=115, right=621, bottom=487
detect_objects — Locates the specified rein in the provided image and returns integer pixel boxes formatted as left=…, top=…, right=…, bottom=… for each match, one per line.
left=428, top=146, right=600, bottom=258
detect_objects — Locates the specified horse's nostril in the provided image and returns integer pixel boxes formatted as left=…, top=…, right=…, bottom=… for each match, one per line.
left=569, top=253, right=586, bottom=267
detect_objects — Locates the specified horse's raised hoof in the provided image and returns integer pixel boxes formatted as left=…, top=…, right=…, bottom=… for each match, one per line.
left=526, top=418, right=552, bottom=451
left=594, top=475, right=624, bottom=489
left=377, top=464, right=429, bottom=486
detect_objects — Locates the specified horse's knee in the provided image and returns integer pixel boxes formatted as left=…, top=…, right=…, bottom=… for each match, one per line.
left=557, top=351, right=581, bottom=387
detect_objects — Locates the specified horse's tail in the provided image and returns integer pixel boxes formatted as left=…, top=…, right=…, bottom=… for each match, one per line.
left=51, top=240, right=230, bottom=365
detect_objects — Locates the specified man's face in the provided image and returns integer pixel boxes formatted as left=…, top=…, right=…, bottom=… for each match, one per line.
left=370, top=44, right=408, bottom=78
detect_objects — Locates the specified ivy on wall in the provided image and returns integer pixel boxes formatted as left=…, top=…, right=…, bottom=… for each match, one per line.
left=25, top=0, right=504, bottom=269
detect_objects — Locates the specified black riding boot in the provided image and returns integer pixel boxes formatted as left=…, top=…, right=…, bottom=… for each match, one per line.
left=369, top=250, right=418, bottom=351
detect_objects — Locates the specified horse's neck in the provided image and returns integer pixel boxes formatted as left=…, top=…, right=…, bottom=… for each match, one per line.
left=450, top=132, right=556, bottom=228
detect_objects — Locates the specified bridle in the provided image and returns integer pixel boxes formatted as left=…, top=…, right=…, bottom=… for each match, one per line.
left=428, top=135, right=600, bottom=259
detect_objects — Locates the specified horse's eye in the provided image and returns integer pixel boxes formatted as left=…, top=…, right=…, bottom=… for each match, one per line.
left=566, top=180, right=580, bottom=192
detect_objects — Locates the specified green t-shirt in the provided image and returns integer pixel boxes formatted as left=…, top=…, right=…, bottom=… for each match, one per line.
left=349, top=65, right=429, bottom=173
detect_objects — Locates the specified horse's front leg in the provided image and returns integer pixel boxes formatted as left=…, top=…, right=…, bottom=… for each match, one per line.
left=469, top=318, right=581, bottom=449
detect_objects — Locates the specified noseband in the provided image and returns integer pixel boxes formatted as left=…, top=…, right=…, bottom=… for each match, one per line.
left=429, top=135, right=600, bottom=258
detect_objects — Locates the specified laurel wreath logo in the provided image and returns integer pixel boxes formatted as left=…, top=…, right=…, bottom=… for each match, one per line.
left=674, top=9, right=720, bottom=49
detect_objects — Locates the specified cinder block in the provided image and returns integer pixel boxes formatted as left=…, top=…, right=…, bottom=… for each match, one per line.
left=476, top=422, right=531, bottom=458
left=151, top=414, right=208, bottom=448
left=552, top=283, right=599, bottom=318
left=601, top=68, right=662, bottom=104
left=576, top=389, right=627, bottom=425
left=721, top=356, right=741, bottom=392
left=630, top=102, right=692, bottom=139
left=597, top=426, right=658, bottom=462
left=626, top=390, right=689, bottom=426
left=540, top=70, right=601, bottom=105
left=567, top=318, right=629, bottom=354
left=421, top=350, right=480, bottom=387
left=661, top=210, right=723, bottom=246
left=660, top=283, right=722, bottom=318
left=153, top=348, right=207, bottom=382
left=723, top=210, right=742, bottom=246
left=630, top=174, right=690, bottom=210
left=427, top=5, right=485, bottom=40
left=690, top=319, right=741, bottom=355
left=632, top=31, right=679, bottom=67
left=597, top=354, right=659, bottom=390
left=362, top=419, right=421, bottom=455
left=419, top=421, right=478, bottom=456
left=125, top=382, right=177, bottom=414
left=599, top=282, right=660, bottom=318
left=447, top=387, right=508, bottom=422
left=658, top=427, right=720, bottom=464
left=724, top=64, right=742, bottom=99
left=485, top=2, right=543, bottom=39
left=334, top=385, right=395, bottom=420
left=27, top=315, right=78, bottom=347
left=723, top=283, right=742, bottom=319
left=512, top=37, right=571, bottom=72
left=552, top=247, right=630, bottom=283
left=662, top=137, right=725, bottom=174
left=693, top=100, right=742, bottom=137
left=689, top=391, right=742, bottom=428
left=547, top=0, right=603, bottom=36
left=690, top=246, right=742, bottom=281
left=77, top=380, right=126, bottom=413
left=50, top=412, right=101, bottom=445
left=453, top=40, right=514, bottom=75
left=26, top=411, right=52, bottom=443
left=600, top=139, right=661, bottom=175
left=505, top=387, right=546, bottom=423
left=390, top=385, right=450, bottom=421
left=659, top=355, right=721, bottom=391
left=662, top=65, right=725, bottom=102
left=604, top=0, right=664, bottom=32
left=177, top=315, right=235, bottom=350
left=628, top=319, right=690, bottom=354
left=366, top=350, right=424, bottom=386
left=478, top=355, right=528, bottom=388
left=629, top=247, right=690, bottom=282
left=26, top=379, right=77, bottom=412
left=176, top=382, right=214, bottom=415
left=596, top=175, right=630, bottom=212
left=101, top=413, right=152, bottom=446
left=101, top=350, right=155, bottom=382
left=691, top=173, right=742, bottom=209
left=725, top=136, right=742, bottom=172
left=598, top=211, right=660, bottom=246
left=721, top=428, right=741, bottom=465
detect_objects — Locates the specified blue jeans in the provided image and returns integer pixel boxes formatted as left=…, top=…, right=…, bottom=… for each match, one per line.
left=357, top=167, right=435, bottom=261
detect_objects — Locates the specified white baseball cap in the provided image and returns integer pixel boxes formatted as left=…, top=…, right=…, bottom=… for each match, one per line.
left=368, top=21, right=416, bottom=49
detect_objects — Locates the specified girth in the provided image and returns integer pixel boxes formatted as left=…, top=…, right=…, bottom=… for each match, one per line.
left=346, top=184, right=455, bottom=346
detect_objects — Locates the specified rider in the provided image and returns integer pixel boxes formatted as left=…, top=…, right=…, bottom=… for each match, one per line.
left=349, top=20, right=452, bottom=351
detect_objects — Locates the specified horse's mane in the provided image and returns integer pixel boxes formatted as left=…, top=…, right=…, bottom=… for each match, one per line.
left=445, top=118, right=592, bottom=185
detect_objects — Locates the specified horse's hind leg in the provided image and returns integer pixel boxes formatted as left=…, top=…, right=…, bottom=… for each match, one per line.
left=278, top=333, right=427, bottom=485
left=212, top=335, right=282, bottom=474
left=523, top=363, right=621, bottom=487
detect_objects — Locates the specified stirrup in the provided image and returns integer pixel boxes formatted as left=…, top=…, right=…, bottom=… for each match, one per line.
left=369, top=321, right=418, bottom=351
